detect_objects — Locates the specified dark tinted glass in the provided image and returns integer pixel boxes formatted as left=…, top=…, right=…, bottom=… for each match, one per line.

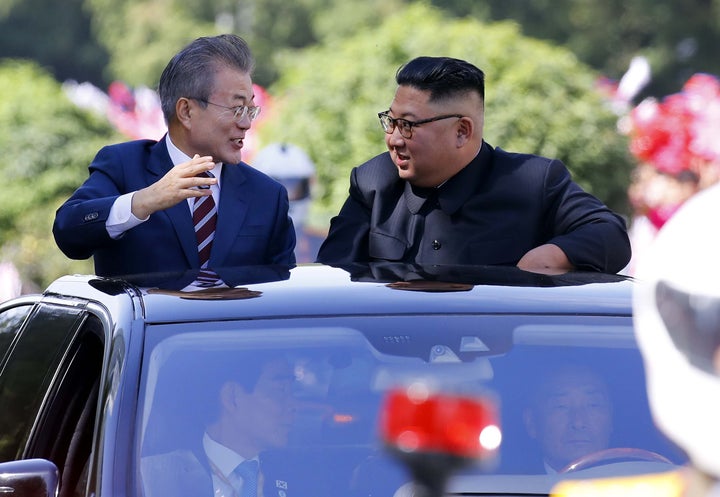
left=0, top=305, right=32, bottom=367
left=0, top=304, right=85, bottom=462
left=138, top=314, right=686, bottom=497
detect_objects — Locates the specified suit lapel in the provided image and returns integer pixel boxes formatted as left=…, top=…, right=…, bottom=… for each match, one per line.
left=147, top=137, right=199, bottom=267
left=210, top=163, right=249, bottom=267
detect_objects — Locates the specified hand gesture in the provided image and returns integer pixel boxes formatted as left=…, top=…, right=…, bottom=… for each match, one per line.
left=131, top=155, right=217, bottom=219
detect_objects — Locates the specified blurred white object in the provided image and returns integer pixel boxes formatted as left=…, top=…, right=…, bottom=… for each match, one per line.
left=0, top=261, right=22, bottom=302
left=252, top=143, right=316, bottom=233
left=62, top=80, right=110, bottom=115
left=253, top=142, right=316, bottom=179
left=617, top=56, right=652, bottom=103
left=633, top=183, right=720, bottom=477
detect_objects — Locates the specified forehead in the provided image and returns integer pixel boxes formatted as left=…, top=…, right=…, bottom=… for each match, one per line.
left=210, top=65, right=254, bottom=101
left=539, top=370, right=608, bottom=397
left=389, top=85, right=436, bottom=117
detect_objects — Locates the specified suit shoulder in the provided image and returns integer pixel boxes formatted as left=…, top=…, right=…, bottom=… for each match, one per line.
left=100, top=139, right=159, bottom=154
left=353, top=152, right=398, bottom=188
left=94, top=139, right=161, bottom=165
left=493, top=146, right=560, bottom=169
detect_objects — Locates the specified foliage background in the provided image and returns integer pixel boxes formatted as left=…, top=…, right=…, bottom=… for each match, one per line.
left=0, top=61, right=120, bottom=288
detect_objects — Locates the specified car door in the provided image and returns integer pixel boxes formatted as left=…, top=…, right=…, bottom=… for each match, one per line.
left=0, top=298, right=106, bottom=497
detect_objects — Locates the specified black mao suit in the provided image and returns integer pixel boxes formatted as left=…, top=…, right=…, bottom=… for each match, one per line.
left=317, top=141, right=631, bottom=273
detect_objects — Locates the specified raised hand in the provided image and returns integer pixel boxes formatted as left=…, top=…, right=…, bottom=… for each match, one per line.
left=131, top=155, right=217, bottom=219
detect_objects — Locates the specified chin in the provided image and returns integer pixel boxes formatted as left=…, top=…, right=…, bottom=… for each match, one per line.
left=396, top=169, right=415, bottom=182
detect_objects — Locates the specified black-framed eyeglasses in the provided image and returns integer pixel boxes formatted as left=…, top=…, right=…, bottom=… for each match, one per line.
left=190, top=98, right=261, bottom=122
left=378, top=111, right=464, bottom=139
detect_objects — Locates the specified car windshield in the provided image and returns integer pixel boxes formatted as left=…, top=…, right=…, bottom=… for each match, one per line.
left=136, top=314, right=687, bottom=497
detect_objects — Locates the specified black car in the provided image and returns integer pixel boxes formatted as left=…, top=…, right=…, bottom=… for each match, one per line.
left=0, top=263, right=686, bottom=497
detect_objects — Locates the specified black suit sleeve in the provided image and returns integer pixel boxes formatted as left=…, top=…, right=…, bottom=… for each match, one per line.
left=540, top=158, right=631, bottom=273
left=316, top=167, right=373, bottom=264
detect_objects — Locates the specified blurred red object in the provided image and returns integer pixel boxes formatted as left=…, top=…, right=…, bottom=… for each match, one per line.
left=625, top=73, right=720, bottom=179
left=379, top=385, right=500, bottom=459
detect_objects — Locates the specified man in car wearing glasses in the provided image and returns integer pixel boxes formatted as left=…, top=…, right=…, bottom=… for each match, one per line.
left=53, top=34, right=295, bottom=277
left=317, top=56, right=630, bottom=274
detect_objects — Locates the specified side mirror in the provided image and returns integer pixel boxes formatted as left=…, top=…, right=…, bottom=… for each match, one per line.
left=0, top=458, right=59, bottom=497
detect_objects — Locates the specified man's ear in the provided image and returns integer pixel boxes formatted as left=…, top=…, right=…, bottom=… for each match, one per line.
left=175, top=97, right=193, bottom=128
left=523, top=408, right=537, bottom=439
left=455, top=117, right=473, bottom=147
left=220, top=381, right=247, bottom=411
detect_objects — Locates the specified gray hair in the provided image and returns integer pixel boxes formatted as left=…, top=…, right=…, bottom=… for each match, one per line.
left=158, top=34, right=255, bottom=122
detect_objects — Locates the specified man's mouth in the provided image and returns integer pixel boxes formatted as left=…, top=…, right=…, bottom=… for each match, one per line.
left=395, top=151, right=410, bottom=167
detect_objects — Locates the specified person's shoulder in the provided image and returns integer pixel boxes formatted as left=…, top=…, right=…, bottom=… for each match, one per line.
left=551, top=470, right=685, bottom=497
left=142, top=448, right=204, bottom=472
left=101, top=138, right=160, bottom=154
left=492, top=146, right=558, bottom=168
left=353, top=152, right=397, bottom=185
left=91, top=139, right=163, bottom=169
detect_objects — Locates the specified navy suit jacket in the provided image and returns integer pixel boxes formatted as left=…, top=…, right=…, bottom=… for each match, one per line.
left=53, top=137, right=296, bottom=277
left=317, top=142, right=631, bottom=273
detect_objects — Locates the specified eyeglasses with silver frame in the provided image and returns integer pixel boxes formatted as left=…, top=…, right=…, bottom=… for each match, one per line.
left=191, top=98, right=261, bottom=122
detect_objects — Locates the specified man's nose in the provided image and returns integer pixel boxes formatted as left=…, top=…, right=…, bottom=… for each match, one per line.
left=568, top=407, right=590, bottom=428
left=386, top=128, right=405, bottom=147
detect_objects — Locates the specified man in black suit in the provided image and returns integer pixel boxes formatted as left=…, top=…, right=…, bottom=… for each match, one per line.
left=317, top=56, right=631, bottom=273
left=141, top=353, right=305, bottom=497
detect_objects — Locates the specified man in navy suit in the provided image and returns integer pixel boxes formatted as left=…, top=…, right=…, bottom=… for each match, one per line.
left=316, top=56, right=630, bottom=273
left=53, top=34, right=295, bottom=277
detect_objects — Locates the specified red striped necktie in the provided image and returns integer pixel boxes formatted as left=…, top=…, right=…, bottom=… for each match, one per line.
left=193, top=172, right=217, bottom=268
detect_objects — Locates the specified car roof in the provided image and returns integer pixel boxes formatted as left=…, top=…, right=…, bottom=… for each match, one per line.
left=43, top=264, right=633, bottom=325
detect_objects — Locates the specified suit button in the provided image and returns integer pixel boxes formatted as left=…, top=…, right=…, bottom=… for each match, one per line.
left=432, top=240, right=441, bottom=250
left=84, top=212, right=99, bottom=222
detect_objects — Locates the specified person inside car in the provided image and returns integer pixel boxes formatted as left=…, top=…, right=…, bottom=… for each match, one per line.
left=553, top=183, right=720, bottom=496
left=523, top=363, right=613, bottom=473
left=142, top=353, right=304, bottom=497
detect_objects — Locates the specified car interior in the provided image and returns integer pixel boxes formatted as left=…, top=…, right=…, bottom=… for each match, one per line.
left=138, top=319, right=687, bottom=497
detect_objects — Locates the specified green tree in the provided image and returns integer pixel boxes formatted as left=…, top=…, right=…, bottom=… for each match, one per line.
left=431, top=0, right=720, bottom=99
left=84, top=0, right=217, bottom=86
left=0, top=60, right=121, bottom=288
left=259, top=3, right=633, bottom=230
left=0, top=0, right=108, bottom=85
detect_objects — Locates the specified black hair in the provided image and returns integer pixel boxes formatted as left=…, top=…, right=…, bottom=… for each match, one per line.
left=396, top=56, right=485, bottom=102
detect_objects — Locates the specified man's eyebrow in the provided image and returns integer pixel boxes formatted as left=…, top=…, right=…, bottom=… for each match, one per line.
left=387, top=107, right=417, bottom=120
left=229, top=93, right=251, bottom=104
